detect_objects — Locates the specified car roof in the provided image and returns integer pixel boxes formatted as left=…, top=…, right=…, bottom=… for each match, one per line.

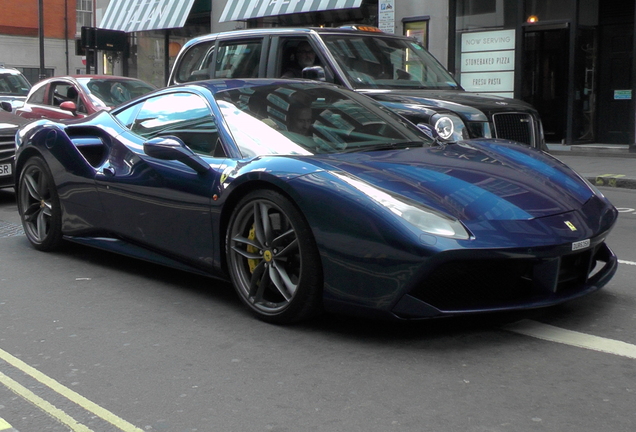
left=0, top=67, right=25, bottom=75
left=182, top=27, right=412, bottom=48
left=39, top=75, right=146, bottom=81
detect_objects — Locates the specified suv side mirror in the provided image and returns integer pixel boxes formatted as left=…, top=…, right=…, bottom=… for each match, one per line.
left=0, top=101, right=12, bottom=112
left=302, top=66, right=326, bottom=82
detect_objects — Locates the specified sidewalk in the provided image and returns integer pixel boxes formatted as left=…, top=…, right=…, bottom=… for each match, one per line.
left=547, top=143, right=636, bottom=189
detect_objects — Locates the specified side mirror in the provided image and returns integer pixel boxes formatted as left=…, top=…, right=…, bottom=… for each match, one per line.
left=60, top=101, right=78, bottom=115
left=302, top=66, right=326, bottom=82
left=143, top=136, right=210, bottom=174
left=1, top=101, right=12, bottom=112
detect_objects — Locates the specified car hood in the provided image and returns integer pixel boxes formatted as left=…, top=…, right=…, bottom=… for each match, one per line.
left=360, top=89, right=536, bottom=122
left=315, top=140, right=595, bottom=222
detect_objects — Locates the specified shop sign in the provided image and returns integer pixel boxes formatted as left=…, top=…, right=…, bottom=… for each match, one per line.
left=460, top=29, right=515, bottom=96
left=461, top=29, right=515, bottom=52
left=460, top=71, right=514, bottom=96
left=614, top=90, right=632, bottom=100
left=461, top=50, right=515, bottom=72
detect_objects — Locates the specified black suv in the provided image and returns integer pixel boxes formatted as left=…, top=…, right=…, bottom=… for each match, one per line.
left=169, top=26, right=545, bottom=150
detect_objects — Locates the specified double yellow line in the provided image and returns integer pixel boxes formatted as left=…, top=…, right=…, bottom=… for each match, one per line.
left=0, top=347, right=143, bottom=432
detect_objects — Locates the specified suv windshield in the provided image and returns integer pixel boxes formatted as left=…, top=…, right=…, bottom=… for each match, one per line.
left=322, top=34, right=461, bottom=91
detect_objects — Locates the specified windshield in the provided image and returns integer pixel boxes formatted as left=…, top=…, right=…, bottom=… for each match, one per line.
left=322, top=34, right=461, bottom=91
left=214, top=83, right=431, bottom=157
left=79, top=78, right=156, bottom=108
left=0, top=72, right=31, bottom=96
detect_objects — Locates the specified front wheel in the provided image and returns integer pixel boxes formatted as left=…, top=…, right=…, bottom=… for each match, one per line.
left=17, top=156, right=63, bottom=251
left=226, top=189, right=323, bottom=324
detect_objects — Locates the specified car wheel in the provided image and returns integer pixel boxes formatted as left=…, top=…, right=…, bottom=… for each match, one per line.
left=226, top=189, right=323, bottom=324
left=17, top=156, right=63, bottom=251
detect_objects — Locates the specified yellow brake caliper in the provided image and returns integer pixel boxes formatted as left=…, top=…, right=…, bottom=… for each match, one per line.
left=247, top=225, right=260, bottom=273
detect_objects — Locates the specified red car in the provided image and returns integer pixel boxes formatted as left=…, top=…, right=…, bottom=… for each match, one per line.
left=16, top=75, right=155, bottom=120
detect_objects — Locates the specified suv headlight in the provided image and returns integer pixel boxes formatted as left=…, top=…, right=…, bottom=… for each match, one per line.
left=431, top=113, right=469, bottom=142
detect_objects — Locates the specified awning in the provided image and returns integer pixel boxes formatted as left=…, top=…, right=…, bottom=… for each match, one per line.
left=99, top=0, right=197, bottom=33
left=219, top=0, right=363, bottom=23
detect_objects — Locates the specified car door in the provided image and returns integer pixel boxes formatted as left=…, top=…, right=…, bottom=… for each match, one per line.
left=95, top=90, right=227, bottom=270
left=20, top=80, right=85, bottom=120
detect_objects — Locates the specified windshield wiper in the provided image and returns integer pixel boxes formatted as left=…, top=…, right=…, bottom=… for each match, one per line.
left=339, top=141, right=424, bottom=153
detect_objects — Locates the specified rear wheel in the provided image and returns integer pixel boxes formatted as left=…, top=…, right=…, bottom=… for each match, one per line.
left=17, top=156, right=63, bottom=251
left=226, top=189, right=322, bottom=323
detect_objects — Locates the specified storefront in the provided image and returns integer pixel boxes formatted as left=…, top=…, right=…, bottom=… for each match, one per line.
left=98, top=0, right=211, bottom=87
left=448, top=0, right=636, bottom=146
left=98, top=0, right=636, bottom=146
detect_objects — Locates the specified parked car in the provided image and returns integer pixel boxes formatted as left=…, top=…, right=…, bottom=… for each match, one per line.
left=15, top=79, right=616, bottom=323
left=168, top=26, right=546, bottom=150
left=0, top=67, right=31, bottom=111
left=15, top=75, right=155, bottom=121
left=0, top=110, right=30, bottom=189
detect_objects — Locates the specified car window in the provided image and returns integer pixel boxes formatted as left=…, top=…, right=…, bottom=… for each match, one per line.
left=49, top=82, right=77, bottom=107
left=277, top=37, right=324, bottom=78
left=215, top=83, right=428, bottom=157
left=80, top=78, right=155, bottom=108
left=26, top=85, right=46, bottom=104
left=213, top=39, right=262, bottom=79
left=125, top=92, right=222, bottom=156
left=174, top=40, right=215, bottom=83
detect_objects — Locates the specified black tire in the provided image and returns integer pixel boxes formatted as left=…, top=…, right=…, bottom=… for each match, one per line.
left=226, top=189, right=323, bottom=323
left=17, top=156, right=63, bottom=251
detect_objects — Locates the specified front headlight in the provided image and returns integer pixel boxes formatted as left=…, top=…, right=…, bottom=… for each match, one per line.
left=431, top=113, right=469, bottom=142
left=334, top=173, right=470, bottom=240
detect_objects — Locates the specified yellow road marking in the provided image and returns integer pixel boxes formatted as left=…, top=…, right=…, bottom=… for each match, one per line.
left=0, top=371, right=93, bottom=431
left=0, top=347, right=143, bottom=432
left=504, top=320, right=636, bottom=359
left=0, top=417, right=15, bottom=431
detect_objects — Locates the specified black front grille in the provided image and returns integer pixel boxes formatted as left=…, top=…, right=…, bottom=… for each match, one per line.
left=492, top=112, right=534, bottom=146
left=409, top=245, right=604, bottom=312
left=0, top=132, right=16, bottom=163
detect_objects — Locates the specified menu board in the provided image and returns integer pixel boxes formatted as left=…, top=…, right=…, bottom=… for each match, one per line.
left=460, top=29, right=515, bottom=98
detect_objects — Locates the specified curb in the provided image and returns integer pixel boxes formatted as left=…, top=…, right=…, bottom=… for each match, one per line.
left=589, top=175, right=636, bottom=190
left=548, top=149, right=636, bottom=159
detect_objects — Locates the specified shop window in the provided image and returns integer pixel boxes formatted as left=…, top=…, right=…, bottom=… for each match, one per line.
left=403, top=18, right=429, bottom=48
left=455, top=0, right=518, bottom=31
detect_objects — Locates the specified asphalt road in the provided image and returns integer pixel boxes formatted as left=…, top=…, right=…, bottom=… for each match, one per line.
left=0, top=183, right=635, bottom=432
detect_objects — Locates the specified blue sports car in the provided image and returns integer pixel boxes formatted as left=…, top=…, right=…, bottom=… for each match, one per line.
left=15, top=79, right=618, bottom=323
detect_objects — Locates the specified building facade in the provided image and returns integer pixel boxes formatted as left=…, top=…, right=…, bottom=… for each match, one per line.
left=0, top=0, right=85, bottom=82
left=96, top=0, right=636, bottom=146
left=2, top=1, right=633, bottom=146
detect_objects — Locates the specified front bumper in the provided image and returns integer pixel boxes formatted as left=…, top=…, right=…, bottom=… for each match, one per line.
left=392, top=241, right=617, bottom=319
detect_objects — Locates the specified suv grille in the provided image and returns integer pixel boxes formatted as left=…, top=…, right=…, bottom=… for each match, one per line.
left=492, top=112, right=534, bottom=146
left=0, top=130, right=16, bottom=164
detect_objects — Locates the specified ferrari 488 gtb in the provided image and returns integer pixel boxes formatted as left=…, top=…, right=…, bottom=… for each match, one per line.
left=15, top=79, right=618, bottom=323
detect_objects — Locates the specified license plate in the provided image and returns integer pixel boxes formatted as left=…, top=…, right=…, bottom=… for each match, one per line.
left=0, top=163, right=11, bottom=177
left=572, top=239, right=590, bottom=251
